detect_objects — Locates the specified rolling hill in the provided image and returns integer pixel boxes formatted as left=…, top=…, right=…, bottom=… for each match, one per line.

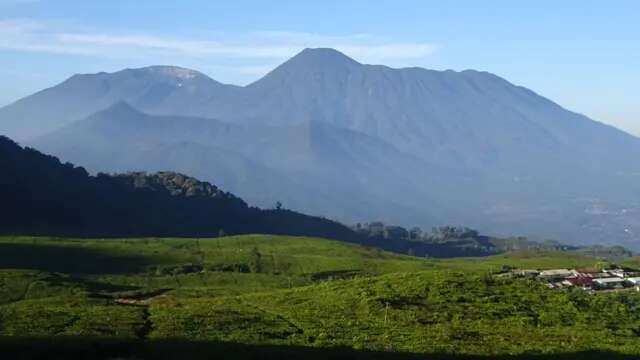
left=1, top=234, right=639, bottom=359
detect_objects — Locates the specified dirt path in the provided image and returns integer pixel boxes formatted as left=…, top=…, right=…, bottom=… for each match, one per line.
left=114, top=288, right=172, bottom=305
left=113, top=289, right=172, bottom=339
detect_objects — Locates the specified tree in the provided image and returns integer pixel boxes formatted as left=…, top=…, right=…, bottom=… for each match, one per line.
left=383, top=226, right=409, bottom=240
left=409, top=227, right=423, bottom=240
left=367, top=222, right=386, bottom=237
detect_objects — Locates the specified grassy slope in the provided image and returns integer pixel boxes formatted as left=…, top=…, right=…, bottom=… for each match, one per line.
left=2, top=235, right=639, bottom=358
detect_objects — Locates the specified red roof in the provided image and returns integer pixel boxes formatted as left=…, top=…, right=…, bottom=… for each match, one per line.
left=567, top=277, right=593, bottom=286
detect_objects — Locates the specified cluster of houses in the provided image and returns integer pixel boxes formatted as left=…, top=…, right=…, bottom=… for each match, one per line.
left=513, top=267, right=640, bottom=291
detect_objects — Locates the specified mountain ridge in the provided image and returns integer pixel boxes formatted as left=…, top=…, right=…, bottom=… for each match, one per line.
left=3, top=48, right=640, bottom=247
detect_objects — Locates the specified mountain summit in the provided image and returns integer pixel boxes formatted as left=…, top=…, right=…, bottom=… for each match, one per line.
left=262, top=47, right=361, bottom=77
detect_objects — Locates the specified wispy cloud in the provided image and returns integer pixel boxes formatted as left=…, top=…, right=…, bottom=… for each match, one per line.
left=251, top=31, right=438, bottom=62
left=53, top=33, right=302, bottom=58
left=0, top=19, right=438, bottom=62
left=0, top=18, right=439, bottom=85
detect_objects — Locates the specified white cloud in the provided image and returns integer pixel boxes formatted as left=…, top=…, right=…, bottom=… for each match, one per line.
left=0, top=19, right=438, bottom=63
left=54, top=33, right=303, bottom=58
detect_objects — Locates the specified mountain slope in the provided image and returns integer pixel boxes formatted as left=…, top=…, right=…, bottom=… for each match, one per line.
left=207, top=49, right=640, bottom=173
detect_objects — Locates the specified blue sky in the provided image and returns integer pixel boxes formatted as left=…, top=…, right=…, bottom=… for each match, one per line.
left=1, top=0, right=638, bottom=135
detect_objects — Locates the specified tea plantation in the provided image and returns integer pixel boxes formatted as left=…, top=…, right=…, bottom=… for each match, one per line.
left=1, top=235, right=640, bottom=359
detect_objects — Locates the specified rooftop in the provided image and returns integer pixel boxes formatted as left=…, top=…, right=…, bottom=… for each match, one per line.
left=539, top=269, right=572, bottom=276
left=594, top=277, right=626, bottom=283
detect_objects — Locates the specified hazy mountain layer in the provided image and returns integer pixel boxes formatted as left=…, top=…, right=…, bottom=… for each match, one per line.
left=33, top=103, right=447, bottom=226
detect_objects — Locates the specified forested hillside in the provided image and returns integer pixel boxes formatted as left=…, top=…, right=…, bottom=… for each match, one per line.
left=0, top=135, right=357, bottom=241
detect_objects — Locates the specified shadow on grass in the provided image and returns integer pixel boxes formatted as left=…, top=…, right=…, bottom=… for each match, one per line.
left=0, top=337, right=638, bottom=360
left=55, top=275, right=142, bottom=294
left=0, top=243, right=155, bottom=274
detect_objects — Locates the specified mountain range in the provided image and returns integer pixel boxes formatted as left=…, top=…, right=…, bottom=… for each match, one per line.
left=1, top=48, right=639, bottom=248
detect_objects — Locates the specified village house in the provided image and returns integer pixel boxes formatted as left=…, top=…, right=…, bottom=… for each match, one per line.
left=511, top=265, right=640, bottom=292
left=539, top=269, right=573, bottom=280
left=593, top=277, right=626, bottom=290
left=604, top=269, right=626, bottom=278
left=513, top=269, right=539, bottom=277
left=625, top=277, right=640, bottom=290
left=574, top=267, right=610, bottom=278
left=565, top=275, right=593, bottom=289
left=625, top=277, right=640, bottom=285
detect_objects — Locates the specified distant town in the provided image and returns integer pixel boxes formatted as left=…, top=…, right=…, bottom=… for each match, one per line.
left=510, top=267, right=640, bottom=291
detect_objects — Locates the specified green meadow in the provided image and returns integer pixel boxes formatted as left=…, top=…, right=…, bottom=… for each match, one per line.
left=2, top=235, right=640, bottom=359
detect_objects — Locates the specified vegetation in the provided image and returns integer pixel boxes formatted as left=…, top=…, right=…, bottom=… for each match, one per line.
left=2, top=235, right=640, bottom=359
left=577, top=245, right=634, bottom=261
left=0, top=135, right=358, bottom=241
left=355, top=223, right=633, bottom=260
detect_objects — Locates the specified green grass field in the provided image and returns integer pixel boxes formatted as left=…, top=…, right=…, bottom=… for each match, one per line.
left=1, top=235, right=640, bottom=359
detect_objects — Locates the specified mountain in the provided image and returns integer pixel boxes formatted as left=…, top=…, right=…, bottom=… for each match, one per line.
left=0, top=66, right=236, bottom=141
left=3, top=48, right=640, bottom=247
left=33, top=102, right=447, bottom=226
left=248, top=50, right=640, bottom=164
